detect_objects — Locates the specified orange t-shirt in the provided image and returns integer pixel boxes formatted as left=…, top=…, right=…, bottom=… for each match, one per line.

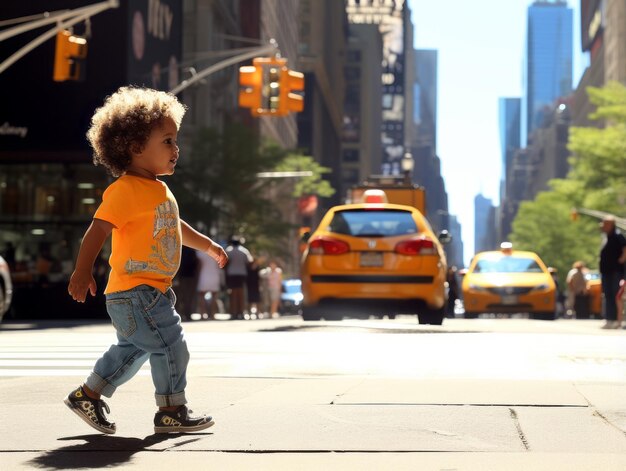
left=94, top=175, right=182, bottom=294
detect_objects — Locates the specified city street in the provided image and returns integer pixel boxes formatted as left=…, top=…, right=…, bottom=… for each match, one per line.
left=1, top=316, right=625, bottom=470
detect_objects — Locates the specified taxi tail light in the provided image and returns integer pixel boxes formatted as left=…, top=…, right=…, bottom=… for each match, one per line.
left=309, top=237, right=350, bottom=255
left=395, top=237, right=437, bottom=256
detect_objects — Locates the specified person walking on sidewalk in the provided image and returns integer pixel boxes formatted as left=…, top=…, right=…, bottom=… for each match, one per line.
left=65, top=87, right=228, bottom=435
left=224, top=237, right=253, bottom=319
left=565, top=261, right=589, bottom=318
left=599, top=215, right=626, bottom=329
left=196, top=249, right=224, bottom=319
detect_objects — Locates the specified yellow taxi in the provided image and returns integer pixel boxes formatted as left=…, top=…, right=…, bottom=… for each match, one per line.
left=462, top=243, right=557, bottom=320
left=300, top=190, right=449, bottom=324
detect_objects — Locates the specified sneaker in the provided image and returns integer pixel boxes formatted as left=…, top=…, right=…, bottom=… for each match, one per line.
left=601, top=321, right=620, bottom=329
left=64, top=386, right=116, bottom=434
left=154, top=405, right=214, bottom=433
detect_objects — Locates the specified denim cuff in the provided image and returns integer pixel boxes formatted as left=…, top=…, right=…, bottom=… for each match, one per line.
left=155, top=390, right=187, bottom=407
left=85, top=372, right=117, bottom=398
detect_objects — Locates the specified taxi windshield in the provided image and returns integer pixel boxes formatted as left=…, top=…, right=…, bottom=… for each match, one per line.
left=328, top=210, right=418, bottom=237
left=474, top=256, right=543, bottom=273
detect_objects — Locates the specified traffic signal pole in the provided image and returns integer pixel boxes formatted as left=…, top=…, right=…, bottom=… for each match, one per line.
left=0, top=0, right=118, bottom=75
left=572, top=207, right=626, bottom=231
left=169, top=42, right=278, bottom=96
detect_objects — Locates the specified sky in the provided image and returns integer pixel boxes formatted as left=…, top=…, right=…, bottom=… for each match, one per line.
left=408, top=0, right=587, bottom=265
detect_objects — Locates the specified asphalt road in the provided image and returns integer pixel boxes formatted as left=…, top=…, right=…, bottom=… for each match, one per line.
left=1, top=316, right=625, bottom=470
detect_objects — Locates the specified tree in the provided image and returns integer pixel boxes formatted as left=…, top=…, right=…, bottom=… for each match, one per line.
left=510, top=187, right=598, bottom=278
left=567, top=81, right=626, bottom=216
left=509, top=82, right=626, bottom=276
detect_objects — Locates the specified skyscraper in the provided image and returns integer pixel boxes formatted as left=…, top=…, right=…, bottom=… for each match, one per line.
left=523, top=1, right=573, bottom=142
left=498, top=97, right=521, bottom=242
left=499, top=98, right=522, bottom=186
left=474, top=194, right=495, bottom=254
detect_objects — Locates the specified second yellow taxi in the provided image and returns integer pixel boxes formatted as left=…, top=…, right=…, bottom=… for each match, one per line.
left=462, top=243, right=557, bottom=320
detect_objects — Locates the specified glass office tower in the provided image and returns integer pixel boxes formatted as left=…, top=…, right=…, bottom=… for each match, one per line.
left=499, top=97, right=521, bottom=187
left=524, top=1, right=573, bottom=142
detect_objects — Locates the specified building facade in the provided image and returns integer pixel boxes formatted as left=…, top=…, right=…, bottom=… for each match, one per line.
left=346, top=0, right=409, bottom=176
left=341, top=24, right=383, bottom=198
left=572, top=0, right=626, bottom=128
left=498, top=97, right=521, bottom=239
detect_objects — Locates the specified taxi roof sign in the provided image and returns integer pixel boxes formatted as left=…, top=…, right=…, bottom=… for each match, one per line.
left=362, top=189, right=388, bottom=204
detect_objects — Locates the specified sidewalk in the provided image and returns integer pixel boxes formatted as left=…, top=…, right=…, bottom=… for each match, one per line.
left=2, top=375, right=626, bottom=470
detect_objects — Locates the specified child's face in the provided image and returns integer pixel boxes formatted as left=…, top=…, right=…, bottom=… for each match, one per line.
left=132, top=117, right=179, bottom=177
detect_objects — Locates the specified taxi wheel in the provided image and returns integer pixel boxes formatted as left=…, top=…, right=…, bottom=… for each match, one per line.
left=464, top=311, right=479, bottom=319
left=302, top=307, right=322, bottom=321
left=418, top=307, right=445, bottom=325
left=530, top=311, right=556, bottom=321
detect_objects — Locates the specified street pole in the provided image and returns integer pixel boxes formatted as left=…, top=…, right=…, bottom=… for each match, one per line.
left=169, top=43, right=278, bottom=96
left=573, top=207, right=626, bottom=231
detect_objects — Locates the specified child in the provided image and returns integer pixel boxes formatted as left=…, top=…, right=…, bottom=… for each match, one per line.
left=65, top=86, right=228, bottom=435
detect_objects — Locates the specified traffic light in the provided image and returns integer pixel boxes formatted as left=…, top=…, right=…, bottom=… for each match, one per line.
left=238, top=57, right=304, bottom=116
left=279, top=69, right=304, bottom=114
left=238, top=65, right=263, bottom=110
left=53, top=30, right=87, bottom=82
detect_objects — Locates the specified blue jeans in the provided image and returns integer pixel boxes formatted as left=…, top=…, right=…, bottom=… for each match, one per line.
left=601, top=271, right=622, bottom=321
left=85, top=285, right=189, bottom=407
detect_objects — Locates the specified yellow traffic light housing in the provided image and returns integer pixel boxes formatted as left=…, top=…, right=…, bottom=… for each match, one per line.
left=280, top=69, right=304, bottom=114
left=53, top=30, right=87, bottom=82
left=239, top=56, right=304, bottom=117
left=238, top=65, right=263, bottom=110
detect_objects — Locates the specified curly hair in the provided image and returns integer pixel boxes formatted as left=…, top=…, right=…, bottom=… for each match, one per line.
left=86, top=86, right=187, bottom=177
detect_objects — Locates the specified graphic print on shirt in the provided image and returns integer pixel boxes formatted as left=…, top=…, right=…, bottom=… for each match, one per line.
left=124, top=200, right=180, bottom=276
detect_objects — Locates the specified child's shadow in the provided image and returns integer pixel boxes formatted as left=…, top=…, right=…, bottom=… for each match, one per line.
left=28, top=433, right=209, bottom=469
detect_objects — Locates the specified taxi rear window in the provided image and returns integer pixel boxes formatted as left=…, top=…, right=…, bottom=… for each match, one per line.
left=327, top=210, right=418, bottom=237
left=474, top=257, right=543, bottom=273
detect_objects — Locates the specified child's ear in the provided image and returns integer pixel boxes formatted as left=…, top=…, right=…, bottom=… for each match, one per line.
left=130, top=142, right=143, bottom=155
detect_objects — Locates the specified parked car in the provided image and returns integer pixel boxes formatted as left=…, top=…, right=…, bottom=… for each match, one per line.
left=462, top=243, right=556, bottom=320
left=281, top=279, right=303, bottom=315
left=0, top=256, right=13, bottom=322
left=300, top=189, right=450, bottom=324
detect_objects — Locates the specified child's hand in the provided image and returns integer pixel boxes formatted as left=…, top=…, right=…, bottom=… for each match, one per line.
left=68, top=270, right=97, bottom=303
left=209, top=245, right=228, bottom=268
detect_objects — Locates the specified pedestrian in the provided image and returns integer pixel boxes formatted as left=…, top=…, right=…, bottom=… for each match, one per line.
left=446, top=266, right=459, bottom=318
left=65, top=86, right=228, bottom=435
left=246, top=256, right=263, bottom=318
left=565, top=261, right=588, bottom=318
left=224, top=236, right=253, bottom=319
left=598, top=215, right=626, bottom=329
left=196, top=249, right=224, bottom=320
left=262, top=259, right=283, bottom=318
left=616, top=279, right=625, bottom=328
left=175, top=246, right=199, bottom=321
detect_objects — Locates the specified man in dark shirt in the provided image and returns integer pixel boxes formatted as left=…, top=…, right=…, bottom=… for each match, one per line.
left=599, top=215, right=626, bottom=328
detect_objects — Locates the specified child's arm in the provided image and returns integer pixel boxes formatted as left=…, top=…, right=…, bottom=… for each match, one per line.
left=180, top=220, right=228, bottom=268
left=68, top=218, right=114, bottom=303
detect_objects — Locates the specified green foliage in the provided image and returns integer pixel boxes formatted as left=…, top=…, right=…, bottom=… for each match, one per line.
left=510, top=81, right=626, bottom=277
left=568, top=82, right=626, bottom=216
left=274, top=153, right=335, bottom=198
left=510, top=189, right=599, bottom=280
